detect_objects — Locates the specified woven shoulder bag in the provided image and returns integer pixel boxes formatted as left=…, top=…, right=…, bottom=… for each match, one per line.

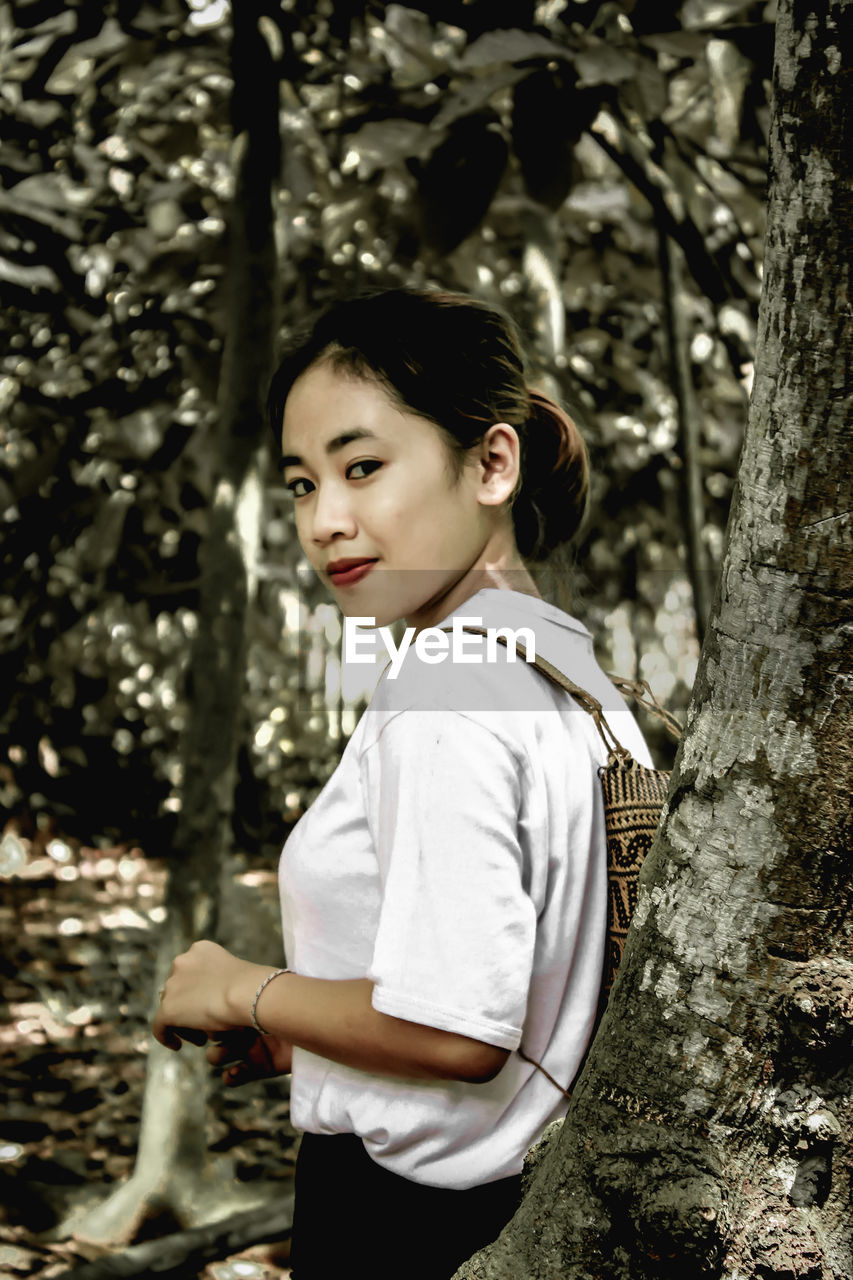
left=449, top=625, right=682, bottom=1100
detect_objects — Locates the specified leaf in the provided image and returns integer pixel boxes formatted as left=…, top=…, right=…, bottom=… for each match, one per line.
left=342, top=118, right=435, bottom=180
left=15, top=99, right=64, bottom=127
left=0, top=257, right=60, bottom=291
left=109, top=409, right=166, bottom=462
left=9, top=172, right=94, bottom=213
left=76, top=491, right=135, bottom=575
left=681, top=0, right=756, bottom=30
left=0, top=188, right=83, bottom=242
left=565, top=181, right=632, bottom=221
left=574, top=45, right=638, bottom=88
left=706, top=38, right=752, bottom=153
left=41, top=18, right=127, bottom=95
left=4, top=10, right=76, bottom=80
left=125, top=3, right=180, bottom=35
left=63, top=15, right=128, bottom=62
left=11, top=30, right=63, bottom=60
left=320, top=195, right=374, bottom=257
left=432, top=65, right=530, bottom=132
left=621, top=57, right=670, bottom=121
left=45, top=54, right=97, bottom=96
left=414, top=112, right=509, bottom=253
left=9, top=8, right=76, bottom=35
left=147, top=197, right=184, bottom=240
left=512, top=67, right=599, bottom=209
left=638, top=31, right=709, bottom=59
left=461, top=29, right=571, bottom=69
left=663, top=146, right=713, bottom=234
left=373, top=4, right=442, bottom=88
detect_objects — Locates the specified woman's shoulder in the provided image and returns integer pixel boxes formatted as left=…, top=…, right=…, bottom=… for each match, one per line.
left=353, top=590, right=594, bottom=753
left=420, top=588, right=655, bottom=768
left=441, top=588, right=599, bottom=691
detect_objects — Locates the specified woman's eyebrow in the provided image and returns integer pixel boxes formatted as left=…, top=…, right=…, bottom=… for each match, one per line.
left=279, top=427, right=379, bottom=469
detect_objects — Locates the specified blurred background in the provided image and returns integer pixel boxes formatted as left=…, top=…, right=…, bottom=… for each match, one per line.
left=0, top=0, right=772, bottom=1272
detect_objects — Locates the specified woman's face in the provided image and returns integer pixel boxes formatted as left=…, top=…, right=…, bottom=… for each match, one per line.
left=280, top=360, right=511, bottom=630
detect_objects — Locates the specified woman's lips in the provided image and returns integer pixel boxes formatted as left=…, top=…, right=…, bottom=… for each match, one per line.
left=328, top=560, right=377, bottom=587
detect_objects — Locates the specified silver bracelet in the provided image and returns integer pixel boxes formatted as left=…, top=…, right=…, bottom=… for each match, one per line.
left=251, top=967, right=291, bottom=1036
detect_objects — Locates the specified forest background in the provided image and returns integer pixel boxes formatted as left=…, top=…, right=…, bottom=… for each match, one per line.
left=0, top=0, right=775, bottom=1275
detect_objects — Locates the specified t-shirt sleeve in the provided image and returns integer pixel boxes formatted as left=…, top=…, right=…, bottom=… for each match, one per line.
left=360, top=710, right=536, bottom=1050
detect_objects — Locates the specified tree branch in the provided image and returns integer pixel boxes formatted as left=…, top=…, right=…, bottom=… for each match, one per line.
left=55, top=1196, right=293, bottom=1280
left=589, top=114, right=736, bottom=305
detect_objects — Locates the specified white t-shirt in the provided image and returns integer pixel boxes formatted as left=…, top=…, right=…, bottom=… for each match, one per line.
left=278, top=588, right=653, bottom=1189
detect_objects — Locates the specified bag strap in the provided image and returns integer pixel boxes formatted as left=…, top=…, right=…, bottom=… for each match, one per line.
left=607, top=674, right=683, bottom=742
left=440, top=626, right=682, bottom=749
left=440, top=625, right=630, bottom=762
left=516, top=1046, right=574, bottom=1099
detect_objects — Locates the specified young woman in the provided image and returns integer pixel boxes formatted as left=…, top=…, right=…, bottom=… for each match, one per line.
left=153, top=288, right=652, bottom=1279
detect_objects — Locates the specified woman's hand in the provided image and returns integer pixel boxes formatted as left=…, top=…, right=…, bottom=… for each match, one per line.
left=206, top=1027, right=293, bottom=1086
left=152, top=939, right=271, bottom=1051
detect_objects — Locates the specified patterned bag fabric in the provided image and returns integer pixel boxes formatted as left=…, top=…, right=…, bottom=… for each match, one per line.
left=452, top=627, right=682, bottom=1098
left=597, top=744, right=673, bottom=997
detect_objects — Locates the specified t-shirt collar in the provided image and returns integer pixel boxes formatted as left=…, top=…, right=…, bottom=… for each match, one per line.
left=432, top=587, right=592, bottom=644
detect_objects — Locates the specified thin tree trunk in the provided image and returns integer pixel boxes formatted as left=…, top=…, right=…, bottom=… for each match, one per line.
left=65, top=10, right=281, bottom=1245
left=454, top=2, right=853, bottom=1275
left=660, top=228, right=714, bottom=644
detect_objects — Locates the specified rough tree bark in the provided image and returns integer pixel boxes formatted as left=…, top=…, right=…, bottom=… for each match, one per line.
left=64, top=9, right=281, bottom=1245
left=454, top=1, right=852, bottom=1276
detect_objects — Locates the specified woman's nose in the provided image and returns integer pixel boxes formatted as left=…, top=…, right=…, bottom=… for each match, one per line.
left=309, top=482, right=357, bottom=545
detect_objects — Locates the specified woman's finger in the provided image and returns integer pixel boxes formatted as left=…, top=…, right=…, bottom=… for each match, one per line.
left=205, top=1028, right=265, bottom=1072
left=222, top=1062, right=253, bottom=1085
left=214, top=1058, right=261, bottom=1086
left=172, top=1026, right=209, bottom=1046
left=253, top=1035, right=276, bottom=1073
left=211, top=1037, right=281, bottom=1085
left=206, top=1041, right=230, bottom=1067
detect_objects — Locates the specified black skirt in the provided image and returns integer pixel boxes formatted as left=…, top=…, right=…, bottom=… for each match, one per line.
left=289, top=1132, right=523, bottom=1279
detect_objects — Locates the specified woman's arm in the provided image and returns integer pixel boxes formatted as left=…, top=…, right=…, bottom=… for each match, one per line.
left=152, top=940, right=509, bottom=1084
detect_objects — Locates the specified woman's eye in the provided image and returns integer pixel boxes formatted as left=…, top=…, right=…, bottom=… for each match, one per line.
left=284, top=461, right=379, bottom=496
left=347, top=460, right=381, bottom=480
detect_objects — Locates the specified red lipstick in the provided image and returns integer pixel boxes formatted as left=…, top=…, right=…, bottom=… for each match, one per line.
left=326, top=557, right=377, bottom=587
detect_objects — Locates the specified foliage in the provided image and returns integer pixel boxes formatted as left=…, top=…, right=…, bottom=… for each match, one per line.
left=1, top=0, right=771, bottom=857
left=1, top=0, right=232, bottom=846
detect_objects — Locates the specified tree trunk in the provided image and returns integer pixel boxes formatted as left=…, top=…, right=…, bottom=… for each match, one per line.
left=64, top=10, right=281, bottom=1246
left=660, top=228, right=714, bottom=645
left=454, top=2, right=853, bottom=1276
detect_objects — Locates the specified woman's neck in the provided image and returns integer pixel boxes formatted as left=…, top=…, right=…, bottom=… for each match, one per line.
left=405, top=558, right=541, bottom=635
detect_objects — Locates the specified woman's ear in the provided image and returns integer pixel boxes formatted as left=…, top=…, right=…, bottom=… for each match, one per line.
left=475, top=422, right=521, bottom=507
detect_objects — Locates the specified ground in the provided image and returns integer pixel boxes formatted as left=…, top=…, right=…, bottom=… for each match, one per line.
left=0, top=837, right=298, bottom=1279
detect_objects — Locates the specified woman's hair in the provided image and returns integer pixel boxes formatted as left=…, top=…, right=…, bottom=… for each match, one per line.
left=266, top=288, right=589, bottom=562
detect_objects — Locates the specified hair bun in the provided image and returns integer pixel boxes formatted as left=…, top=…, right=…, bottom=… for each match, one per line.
left=513, top=389, right=590, bottom=562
